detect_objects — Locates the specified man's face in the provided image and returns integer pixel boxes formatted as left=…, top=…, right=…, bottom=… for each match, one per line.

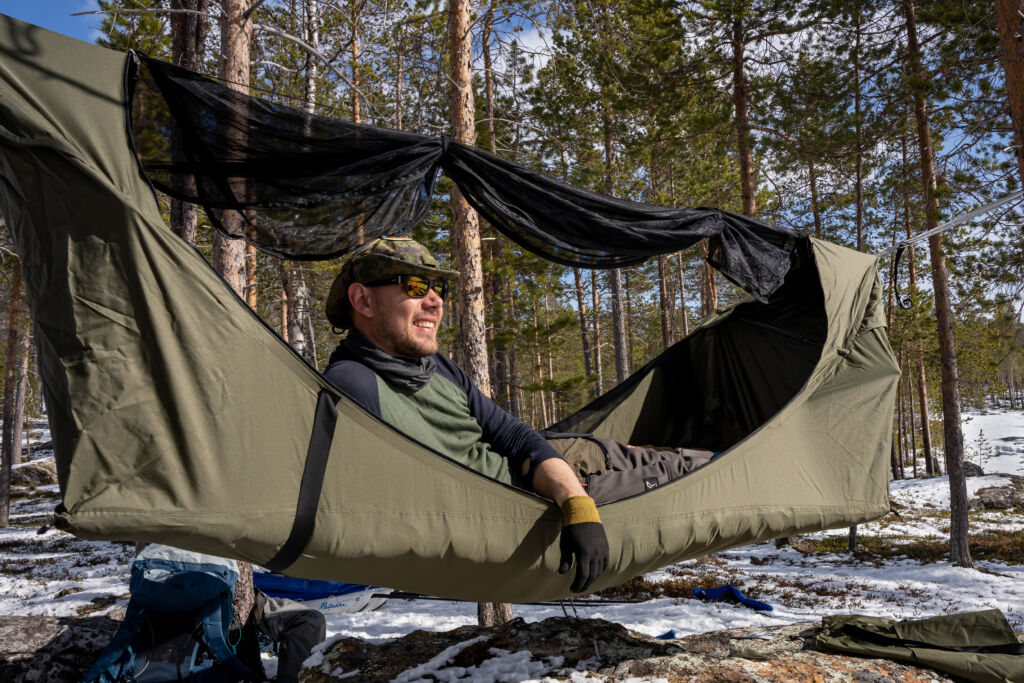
left=352, top=278, right=444, bottom=358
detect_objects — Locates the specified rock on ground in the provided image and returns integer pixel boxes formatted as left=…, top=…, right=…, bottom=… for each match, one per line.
left=970, top=474, right=1024, bottom=510
left=303, top=616, right=956, bottom=682
left=0, top=614, right=121, bottom=682
left=11, top=461, right=57, bottom=487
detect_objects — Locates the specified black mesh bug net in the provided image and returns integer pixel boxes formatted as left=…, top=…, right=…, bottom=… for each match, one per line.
left=128, top=53, right=803, bottom=301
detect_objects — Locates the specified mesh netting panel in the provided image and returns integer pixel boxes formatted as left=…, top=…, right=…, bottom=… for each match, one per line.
left=129, top=53, right=804, bottom=300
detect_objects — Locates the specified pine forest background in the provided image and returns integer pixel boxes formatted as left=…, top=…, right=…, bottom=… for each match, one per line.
left=2, top=0, right=1024, bottom=491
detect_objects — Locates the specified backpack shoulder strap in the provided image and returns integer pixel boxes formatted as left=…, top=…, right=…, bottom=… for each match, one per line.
left=81, top=603, right=147, bottom=682
left=196, top=591, right=262, bottom=680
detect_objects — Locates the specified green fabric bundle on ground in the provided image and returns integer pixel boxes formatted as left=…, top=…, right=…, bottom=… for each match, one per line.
left=816, top=610, right=1024, bottom=683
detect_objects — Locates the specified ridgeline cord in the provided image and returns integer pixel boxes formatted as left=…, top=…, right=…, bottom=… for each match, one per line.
left=881, top=190, right=1023, bottom=310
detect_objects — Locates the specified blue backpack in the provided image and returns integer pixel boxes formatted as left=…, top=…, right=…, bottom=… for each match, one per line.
left=83, top=545, right=261, bottom=682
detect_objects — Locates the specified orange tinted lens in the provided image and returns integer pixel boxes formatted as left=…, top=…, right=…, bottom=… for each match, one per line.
left=405, top=276, right=430, bottom=297
left=431, top=280, right=448, bottom=299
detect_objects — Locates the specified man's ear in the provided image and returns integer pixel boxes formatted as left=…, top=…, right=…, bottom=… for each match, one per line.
left=348, top=283, right=374, bottom=320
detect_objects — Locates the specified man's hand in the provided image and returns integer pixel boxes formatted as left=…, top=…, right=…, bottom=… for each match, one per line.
left=558, top=496, right=609, bottom=593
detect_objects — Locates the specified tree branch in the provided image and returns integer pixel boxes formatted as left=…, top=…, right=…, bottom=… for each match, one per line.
left=251, top=21, right=376, bottom=113
left=242, top=0, right=271, bottom=21
left=72, top=8, right=220, bottom=20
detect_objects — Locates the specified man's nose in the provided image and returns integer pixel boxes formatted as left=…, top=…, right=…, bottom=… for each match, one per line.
left=423, top=288, right=444, bottom=308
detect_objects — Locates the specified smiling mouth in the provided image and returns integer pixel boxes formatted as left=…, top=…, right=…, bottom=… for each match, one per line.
left=414, top=320, right=436, bottom=330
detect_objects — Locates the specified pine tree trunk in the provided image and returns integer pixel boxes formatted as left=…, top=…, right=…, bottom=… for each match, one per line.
left=658, top=255, right=672, bottom=350
left=808, top=160, right=822, bottom=239
left=591, top=271, right=603, bottom=397
left=217, top=0, right=260, bottom=663
left=903, top=131, right=935, bottom=475
left=450, top=0, right=507, bottom=625
left=602, top=122, right=628, bottom=384
left=609, top=269, right=628, bottom=384
left=853, top=12, right=864, bottom=251
left=906, top=0, right=972, bottom=567
left=624, top=272, right=634, bottom=373
left=676, top=252, right=689, bottom=337
left=896, top=346, right=906, bottom=479
left=996, top=0, right=1024, bottom=185
left=573, top=267, right=594, bottom=384
left=350, top=0, right=361, bottom=123
left=169, top=0, right=207, bottom=245
left=730, top=18, right=756, bottom=217
left=700, top=240, right=718, bottom=318
left=0, top=262, right=22, bottom=527
left=11, top=327, right=30, bottom=468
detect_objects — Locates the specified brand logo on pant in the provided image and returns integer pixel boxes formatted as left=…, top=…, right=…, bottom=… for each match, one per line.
left=643, top=477, right=659, bottom=490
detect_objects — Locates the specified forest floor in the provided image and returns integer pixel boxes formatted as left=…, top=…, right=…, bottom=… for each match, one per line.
left=1, top=408, right=1022, bottom=679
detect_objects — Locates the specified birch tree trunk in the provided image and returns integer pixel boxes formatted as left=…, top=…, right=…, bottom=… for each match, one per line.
left=906, top=0, right=971, bottom=567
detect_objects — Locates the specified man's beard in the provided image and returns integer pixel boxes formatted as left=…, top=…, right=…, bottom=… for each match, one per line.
left=379, top=316, right=439, bottom=358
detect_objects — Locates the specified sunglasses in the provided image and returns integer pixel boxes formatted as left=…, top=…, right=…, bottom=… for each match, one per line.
left=363, top=274, right=449, bottom=300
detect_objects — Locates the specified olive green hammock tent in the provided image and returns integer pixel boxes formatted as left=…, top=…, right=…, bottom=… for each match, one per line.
left=0, top=16, right=898, bottom=603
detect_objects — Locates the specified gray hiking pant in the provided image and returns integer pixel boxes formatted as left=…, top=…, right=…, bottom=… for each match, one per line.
left=546, top=436, right=714, bottom=504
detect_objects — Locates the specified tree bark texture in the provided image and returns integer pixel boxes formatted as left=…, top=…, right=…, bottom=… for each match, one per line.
left=906, top=0, right=971, bottom=567
left=0, top=262, right=22, bottom=527
left=169, top=0, right=207, bottom=245
left=216, top=1, right=261, bottom=661
left=609, top=269, right=628, bottom=384
left=996, top=0, right=1024, bottom=185
left=731, top=18, right=756, bottom=216
left=602, top=123, right=628, bottom=384
left=11, top=326, right=30, bottom=469
left=700, top=240, right=718, bottom=318
left=676, top=252, right=689, bottom=338
left=449, top=0, right=505, bottom=626
left=853, top=12, right=864, bottom=251
left=448, top=0, right=490, bottom=396
left=591, top=270, right=603, bottom=397
left=215, top=0, right=252, bottom=304
left=350, top=0, right=361, bottom=123
left=574, top=271, right=594, bottom=385
left=658, top=255, right=672, bottom=350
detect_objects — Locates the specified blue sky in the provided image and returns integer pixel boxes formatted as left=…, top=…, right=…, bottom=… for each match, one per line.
left=0, top=1, right=102, bottom=43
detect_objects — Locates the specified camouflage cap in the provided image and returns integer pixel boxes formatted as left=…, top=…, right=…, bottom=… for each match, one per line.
left=326, top=236, right=458, bottom=329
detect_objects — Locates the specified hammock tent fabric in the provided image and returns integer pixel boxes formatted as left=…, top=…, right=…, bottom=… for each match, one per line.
left=0, top=16, right=898, bottom=603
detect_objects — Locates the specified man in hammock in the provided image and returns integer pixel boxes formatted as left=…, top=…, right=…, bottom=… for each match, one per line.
left=321, top=237, right=605, bottom=592
left=322, top=237, right=710, bottom=591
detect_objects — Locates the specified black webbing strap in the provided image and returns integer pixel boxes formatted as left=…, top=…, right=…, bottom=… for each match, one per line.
left=264, top=389, right=340, bottom=572
left=891, top=245, right=912, bottom=310
left=839, top=623, right=1024, bottom=655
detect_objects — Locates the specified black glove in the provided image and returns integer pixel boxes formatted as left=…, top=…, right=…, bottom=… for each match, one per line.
left=558, top=496, right=610, bottom=593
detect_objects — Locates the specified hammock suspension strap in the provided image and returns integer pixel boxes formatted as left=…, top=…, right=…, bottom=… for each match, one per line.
left=264, top=389, right=340, bottom=572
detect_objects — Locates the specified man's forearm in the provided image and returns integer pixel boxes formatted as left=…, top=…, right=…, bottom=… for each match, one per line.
left=529, top=457, right=588, bottom=506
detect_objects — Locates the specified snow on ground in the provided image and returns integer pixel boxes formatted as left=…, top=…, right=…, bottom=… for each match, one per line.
left=2, top=409, right=1022, bottom=680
